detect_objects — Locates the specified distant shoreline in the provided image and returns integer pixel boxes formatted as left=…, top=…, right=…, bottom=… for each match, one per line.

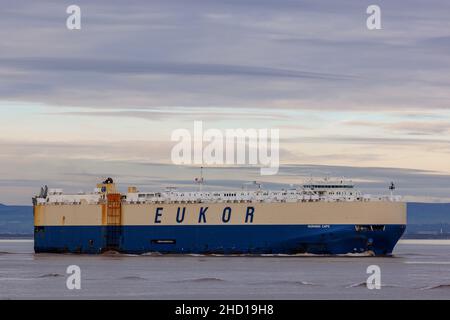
left=0, top=234, right=33, bottom=240
left=399, top=239, right=450, bottom=245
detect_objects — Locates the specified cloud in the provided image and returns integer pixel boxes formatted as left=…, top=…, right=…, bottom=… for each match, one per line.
left=1, top=0, right=450, bottom=203
left=0, top=0, right=449, bottom=110
left=385, top=121, right=450, bottom=135
left=343, top=120, right=450, bottom=135
left=0, top=57, right=351, bottom=80
left=282, top=135, right=450, bottom=146
left=46, top=108, right=290, bottom=121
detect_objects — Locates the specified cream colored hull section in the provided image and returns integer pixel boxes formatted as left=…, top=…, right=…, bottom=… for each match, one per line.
left=35, top=201, right=406, bottom=226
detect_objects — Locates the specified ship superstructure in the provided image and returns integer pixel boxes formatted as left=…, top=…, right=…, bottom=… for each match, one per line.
left=36, top=178, right=398, bottom=205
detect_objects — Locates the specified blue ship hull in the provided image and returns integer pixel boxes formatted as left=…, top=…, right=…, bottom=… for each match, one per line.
left=34, top=224, right=406, bottom=255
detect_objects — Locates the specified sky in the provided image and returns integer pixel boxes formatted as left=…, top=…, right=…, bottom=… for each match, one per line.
left=0, top=0, right=450, bottom=204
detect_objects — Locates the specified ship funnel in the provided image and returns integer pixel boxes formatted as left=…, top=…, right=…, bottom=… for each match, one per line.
left=103, top=177, right=114, bottom=184
left=97, top=178, right=117, bottom=194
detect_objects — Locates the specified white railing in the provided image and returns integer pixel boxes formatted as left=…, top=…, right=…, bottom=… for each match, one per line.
left=37, top=187, right=401, bottom=205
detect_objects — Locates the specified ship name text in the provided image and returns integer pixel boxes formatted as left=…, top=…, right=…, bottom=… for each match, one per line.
left=154, top=206, right=255, bottom=224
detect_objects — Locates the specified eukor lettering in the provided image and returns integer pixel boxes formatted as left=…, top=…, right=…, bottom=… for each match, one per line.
left=153, top=206, right=256, bottom=224
left=222, top=207, right=232, bottom=223
left=198, top=207, right=208, bottom=223
left=155, top=207, right=163, bottom=223
left=176, top=207, right=186, bottom=223
left=245, top=206, right=255, bottom=223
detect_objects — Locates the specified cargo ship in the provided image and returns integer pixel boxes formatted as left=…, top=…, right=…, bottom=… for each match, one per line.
left=32, top=177, right=406, bottom=255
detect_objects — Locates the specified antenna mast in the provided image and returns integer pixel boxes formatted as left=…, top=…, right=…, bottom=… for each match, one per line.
left=389, top=181, right=395, bottom=200
left=195, top=166, right=205, bottom=192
